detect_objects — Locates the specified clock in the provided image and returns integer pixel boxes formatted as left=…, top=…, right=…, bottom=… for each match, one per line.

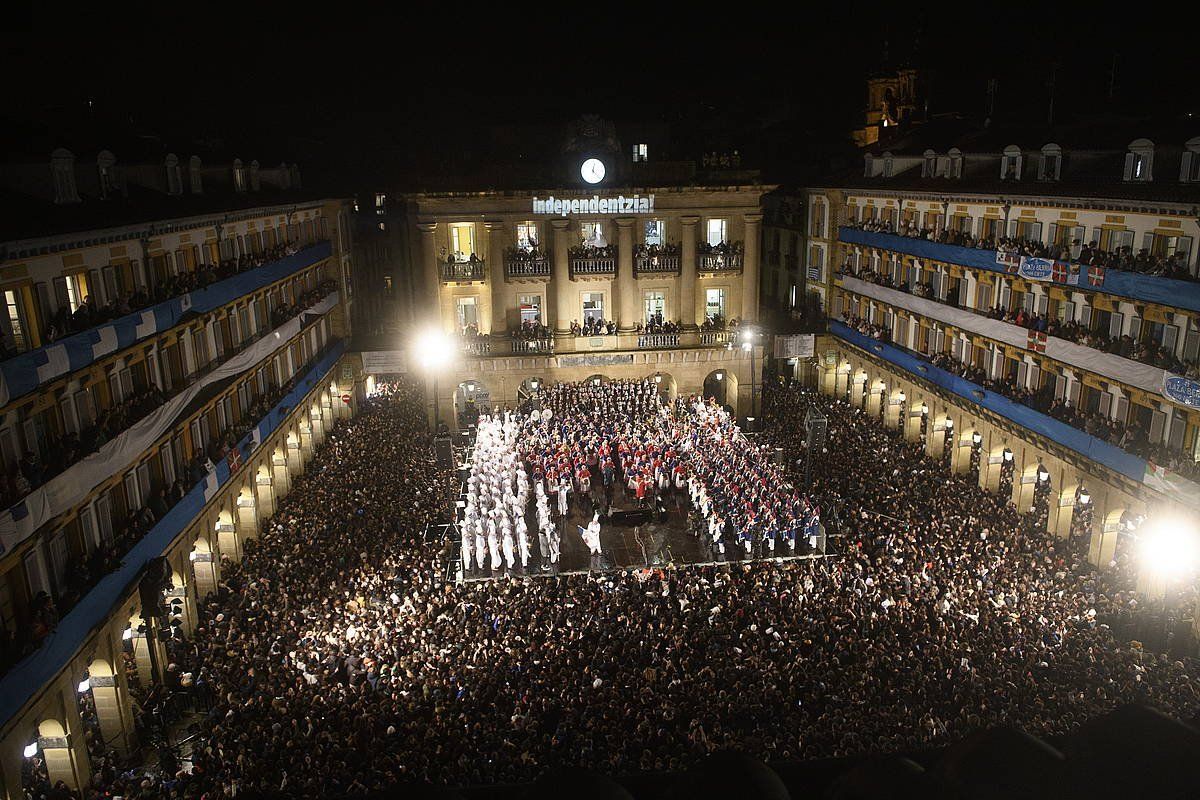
left=581, top=158, right=605, bottom=184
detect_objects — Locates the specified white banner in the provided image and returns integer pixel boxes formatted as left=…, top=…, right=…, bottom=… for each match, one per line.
left=360, top=351, right=409, bottom=374
left=774, top=334, right=815, bottom=359
left=0, top=293, right=339, bottom=556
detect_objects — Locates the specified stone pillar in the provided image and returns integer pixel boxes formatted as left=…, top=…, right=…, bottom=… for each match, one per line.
left=486, top=221, right=508, bottom=336
left=236, top=487, right=257, bottom=541
left=255, top=466, right=275, bottom=518
left=742, top=213, right=762, bottom=322
left=615, top=218, right=637, bottom=333
left=680, top=216, right=699, bottom=330
left=551, top=219, right=572, bottom=337
left=417, top=222, right=440, bottom=327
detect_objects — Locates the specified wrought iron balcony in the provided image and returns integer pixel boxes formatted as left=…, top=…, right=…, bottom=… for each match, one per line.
left=440, top=259, right=487, bottom=282
left=504, top=253, right=550, bottom=278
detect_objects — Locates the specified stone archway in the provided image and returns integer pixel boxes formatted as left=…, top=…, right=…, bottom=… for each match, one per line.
left=649, top=371, right=677, bottom=403
left=702, top=369, right=738, bottom=411
left=191, top=535, right=218, bottom=599
left=455, top=379, right=491, bottom=428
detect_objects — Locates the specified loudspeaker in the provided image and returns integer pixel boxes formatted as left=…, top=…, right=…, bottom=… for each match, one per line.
left=433, top=435, right=454, bottom=469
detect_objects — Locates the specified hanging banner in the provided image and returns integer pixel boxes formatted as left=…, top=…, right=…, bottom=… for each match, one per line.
left=1017, top=256, right=1055, bottom=281
left=1163, top=374, right=1200, bottom=409
left=360, top=350, right=409, bottom=373
left=995, top=251, right=1021, bottom=272
left=774, top=334, right=815, bottom=359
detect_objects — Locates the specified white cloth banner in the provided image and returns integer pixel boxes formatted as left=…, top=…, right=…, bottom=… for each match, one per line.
left=774, top=334, right=816, bottom=359
left=0, top=292, right=339, bottom=556
left=840, top=277, right=1173, bottom=399
left=360, top=350, right=409, bottom=373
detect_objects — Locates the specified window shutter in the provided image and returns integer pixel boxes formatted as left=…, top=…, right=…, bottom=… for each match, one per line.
left=1068, top=380, right=1082, bottom=406
left=1029, top=222, right=1043, bottom=242
left=1054, top=374, right=1067, bottom=400
left=1017, top=361, right=1028, bottom=387
left=1182, top=152, right=1195, bottom=182
left=1037, top=293, right=1049, bottom=315
left=1149, top=409, right=1167, bottom=443
left=1109, top=312, right=1124, bottom=338
left=1089, top=227, right=1101, bottom=246
left=1141, top=232, right=1154, bottom=253
left=88, top=269, right=104, bottom=305
left=1123, top=152, right=1135, bottom=181
left=1168, top=411, right=1186, bottom=450
left=1079, top=305, right=1092, bottom=327
left=1162, top=324, right=1178, bottom=352
left=1113, top=396, right=1129, bottom=423
left=1023, top=292, right=1035, bottom=313
left=1184, top=328, right=1200, bottom=362
left=1028, top=364, right=1040, bottom=389
left=1008, top=220, right=1019, bottom=238
left=1176, top=236, right=1193, bottom=265
left=1128, top=316, right=1141, bottom=340
left=1099, top=391, right=1112, bottom=417
left=1048, top=223, right=1059, bottom=243
left=52, top=277, right=69, bottom=312
left=1065, top=301, right=1076, bottom=321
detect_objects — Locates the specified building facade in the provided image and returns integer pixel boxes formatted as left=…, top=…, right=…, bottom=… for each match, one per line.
left=805, top=125, right=1200, bottom=570
left=393, top=182, right=772, bottom=425
left=0, top=148, right=359, bottom=797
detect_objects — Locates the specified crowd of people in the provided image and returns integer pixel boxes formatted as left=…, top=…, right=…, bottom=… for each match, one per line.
left=842, top=262, right=1198, bottom=377
left=27, top=241, right=310, bottom=357
left=569, top=317, right=617, bottom=336
left=510, top=319, right=552, bottom=340
left=846, top=218, right=1196, bottom=281
left=30, top=373, right=1200, bottom=798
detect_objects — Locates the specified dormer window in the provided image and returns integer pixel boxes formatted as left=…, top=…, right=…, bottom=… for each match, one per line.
left=189, top=155, right=203, bottom=194
left=1180, top=137, right=1200, bottom=183
left=882, top=152, right=894, bottom=177
left=864, top=154, right=874, bottom=177
left=1000, top=145, right=1022, bottom=180
left=1038, top=143, right=1062, bottom=181
left=50, top=148, right=80, bottom=204
left=165, top=154, right=183, bottom=195
left=233, top=159, right=247, bottom=192
left=948, top=148, right=963, bottom=179
left=97, top=150, right=117, bottom=198
left=922, top=150, right=937, bottom=177
left=1124, top=139, right=1154, bottom=182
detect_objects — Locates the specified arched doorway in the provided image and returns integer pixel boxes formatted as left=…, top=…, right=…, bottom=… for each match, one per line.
left=517, top=376, right=545, bottom=409
left=703, top=369, right=739, bottom=412
left=584, top=374, right=608, bottom=387
left=649, top=371, right=677, bottom=403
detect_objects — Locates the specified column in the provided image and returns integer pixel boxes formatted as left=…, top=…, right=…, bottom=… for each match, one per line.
left=486, top=221, right=508, bottom=336
left=615, top=218, right=637, bottom=333
left=551, top=219, right=572, bottom=337
left=417, top=222, right=440, bottom=327
left=255, top=465, right=275, bottom=519
left=680, top=216, right=699, bottom=330
left=236, top=487, right=257, bottom=541
left=742, top=213, right=762, bottom=322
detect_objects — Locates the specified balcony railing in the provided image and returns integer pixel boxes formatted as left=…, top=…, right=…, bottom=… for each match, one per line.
left=700, top=330, right=734, bottom=346
left=510, top=338, right=554, bottom=354
left=698, top=251, right=744, bottom=272
left=569, top=256, right=616, bottom=277
left=637, top=333, right=680, bottom=349
left=461, top=338, right=491, bottom=355
left=440, top=260, right=487, bottom=282
left=635, top=255, right=681, bottom=275
left=505, top=253, right=550, bottom=278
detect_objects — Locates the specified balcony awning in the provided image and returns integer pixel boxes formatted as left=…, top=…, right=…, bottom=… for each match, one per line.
left=840, top=276, right=1176, bottom=403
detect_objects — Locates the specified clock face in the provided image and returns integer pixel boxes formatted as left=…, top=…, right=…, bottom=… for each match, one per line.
left=581, top=158, right=605, bottom=184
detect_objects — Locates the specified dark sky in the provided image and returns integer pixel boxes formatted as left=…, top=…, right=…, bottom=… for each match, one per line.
left=4, top=11, right=1196, bottom=191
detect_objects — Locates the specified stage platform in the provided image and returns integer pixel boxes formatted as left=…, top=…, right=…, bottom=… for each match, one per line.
left=446, top=481, right=828, bottom=583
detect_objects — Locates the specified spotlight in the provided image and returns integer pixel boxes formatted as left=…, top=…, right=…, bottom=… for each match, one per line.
left=23, top=741, right=38, bottom=759
left=1139, top=516, right=1199, bottom=580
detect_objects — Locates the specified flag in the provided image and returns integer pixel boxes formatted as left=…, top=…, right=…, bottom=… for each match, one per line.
left=1051, top=262, right=1068, bottom=284
left=996, top=251, right=1021, bottom=272
left=1087, top=265, right=1106, bottom=287
left=1027, top=330, right=1047, bottom=353
left=227, top=446, right=243, bottom=474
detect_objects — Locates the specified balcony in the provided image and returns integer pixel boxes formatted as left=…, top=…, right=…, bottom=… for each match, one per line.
left=440, top=259, right=487, bottom=282
left=697, top=246, right=744, bottom=273
left=837, top=226, right=1200, bottom=315
left=699, top=330, right=735, bottom=346
left=461, top=337, right=491, bottom=355
left=510, top=338, right=554, bottom=354
left=637, top=333, right=680, bottom=349
left=504, top=251, right=550, bottom=278
left=0, top=240, right=333, bottom=408
left=635, top=254, right=681, bottom=276
left=569, top=255, right=616, bottom=277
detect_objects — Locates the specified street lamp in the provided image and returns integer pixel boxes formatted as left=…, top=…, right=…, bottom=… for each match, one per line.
left=414, top=328, right=455, bottom=433
left=735, top=325, right=759, bottom=427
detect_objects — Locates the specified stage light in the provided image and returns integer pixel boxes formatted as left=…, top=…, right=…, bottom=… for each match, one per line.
left=1139, top=516, right=1199, bottom=580
left=77, top=678, right=91, bottom=693
left=23, top=741, right=38, bottom=759
left=414, top=328, right=454, bottom=370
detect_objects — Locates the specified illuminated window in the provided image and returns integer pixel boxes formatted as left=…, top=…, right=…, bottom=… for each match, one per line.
left=644, top=219, right=665, bottom=246
left=643, top=291, right=666, bottom=322
left=519, top=294, right=542, bottom=325
left=632, top=143, right=648, bottom=162
left=706, top=219, right=727, bottom=246
left=449, top=223, right=476, bottom=260
left=455, top=296, right=478, bottom=330
left=516, top=222, right=539, bottom=250
left=4, top=290, right=26, bottom=352
left=705, top=288, right=726, bottom=320
left=374, top=193, right=386, bottom=214
left=65, top=274, right=85, bottom=311
left=582, top=292, right=605, bottom=324
left=580, top=221, right=606, bottom=246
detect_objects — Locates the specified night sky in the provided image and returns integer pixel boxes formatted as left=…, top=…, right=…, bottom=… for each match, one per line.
left=4, top=12, right=1196, bottom=192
